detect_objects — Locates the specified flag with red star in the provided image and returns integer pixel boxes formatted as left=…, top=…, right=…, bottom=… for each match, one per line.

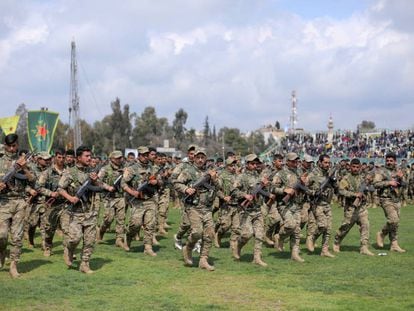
left=27, top=110, right=59, bottom=152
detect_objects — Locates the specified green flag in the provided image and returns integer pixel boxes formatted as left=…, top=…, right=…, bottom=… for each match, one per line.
left=27, top=110, right=59, bottom=152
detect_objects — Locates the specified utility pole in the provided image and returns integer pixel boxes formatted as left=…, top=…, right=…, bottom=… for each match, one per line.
left=69, top=40, right=82, bottom=149
left=290, top=90, right=298, bottom=134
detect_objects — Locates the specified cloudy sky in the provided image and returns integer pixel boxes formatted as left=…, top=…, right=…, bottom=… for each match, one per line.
left=1, top=0, right=413, bottom=132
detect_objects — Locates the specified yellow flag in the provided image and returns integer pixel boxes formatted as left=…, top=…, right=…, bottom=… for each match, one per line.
left=0, top=116, right=20, bottom=135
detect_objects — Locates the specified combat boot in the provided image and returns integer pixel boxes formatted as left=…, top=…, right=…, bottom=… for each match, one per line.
left=164, top=222, right=172, bottom=229
left=124, top=234, right=131, bottom=252
left=174, top=234, right=183, bottom=250
left=264, top=236, right=275, bottom=246
left=63, top=247, right=73, bottom=267
left=152, top=236, right=160, bottom=246
left=274, top=234, right=283, bottom=252
left=390, top=240, right=406, bottom=253
left=333, top=243, right=340, bottom=253
left=236, top=239, right=247, bottom=260
left=214, top=232, right=221, bottom=248
left=43, top=248, right=52, bottom=257
left=96, top=227, right=102, bottom=242
left=360, top=245, right=374, bottom=256
left=9, top=261, right=20, bottom=278
left=252, top=251, right=267, bottom=267
left=306, top=236, right=315, bottom=252
left=376, top=231, right=384, bottom=248
left=199, top=256, right=215, bottom=271
left=115, top=237, right=125, bottom=248
left=79, top=261, right=94, bottom=274
left=182, top=245, right=193, bottom=266
left=320, top=246, right=335, bottom=258
left=158, top=225, right=167, bottom=236
left=291, top=247, right=305, bottom=263
left=230, top=241, right=240, bottom=260
left=0, top=250, right=5, bottom=268
left=144, top=244, right=157, bottom=257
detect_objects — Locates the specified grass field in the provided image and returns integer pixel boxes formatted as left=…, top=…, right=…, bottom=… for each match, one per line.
left=0, top=203, right=413, bottom=311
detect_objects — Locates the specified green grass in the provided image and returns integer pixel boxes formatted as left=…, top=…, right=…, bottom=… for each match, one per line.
left=1, top=203, right=413, bottom=311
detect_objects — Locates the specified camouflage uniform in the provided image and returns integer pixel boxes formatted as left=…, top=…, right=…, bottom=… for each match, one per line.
left=36, top=163, right=65, bottom=254
left=307, top=166, right=336, bottom=257
left=97, top=162, right=126, bottom=244
left=174, top=160, right=217, bottom=270
left=122, top=159, right=159, bottom=255
left=157, top=163, right=172, bottom=235
left=232, top=165, right=268, bottom=266
left=0, top=150, right=33, bottom=277
left=374, top=165, right=406, bottom=252
left=334, top=172, right=374, bottom=255
left=215, top=167, right=240, bottom=253
left=272, top=166, right=305, bottom=261
left=58, top=165, right=100, bottom=267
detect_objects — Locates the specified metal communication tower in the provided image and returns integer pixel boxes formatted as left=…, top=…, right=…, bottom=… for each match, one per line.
left=69, top=40, right=82, bottom=149
left=289, top=90, right=298, bottom=134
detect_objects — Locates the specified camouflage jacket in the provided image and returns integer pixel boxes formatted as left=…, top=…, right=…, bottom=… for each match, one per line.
left=307, top=166, right=335, bottom=206
left=216, top=169, right=238, bottom=206
left=272, top=167, right=304, bottom=211
left=27, top=163, right=49, bottom=204
left=338, top=173, right=368, bottom=208
left=174, top=163, right=217, bottom=209
left=0, top=151, right=33, bottom=199
left=374, top=166, right=405, bottom=201
left=98, top=162, right=124, bottom=198
left=37, top=164, right=66, bottom=205
left=232, top=169, right=265, bottom=211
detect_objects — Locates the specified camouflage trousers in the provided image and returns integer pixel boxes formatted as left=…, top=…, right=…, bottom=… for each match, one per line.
left=239, top=209, right=264, bottom=254
left=99, top=197, right=126, bottom=239
left=42, top=204, right=64, bottom=251
left=379, top=198, right=401, bottom=242
left=334, top=206, right=370, bottom=246
left=215, top=205, right=241, bottom=243
left=310, top=204, right=332, bottom=248
left=300, top=202, right=311, bottom=228
left=60, top=209, right=71, bottom=248
left=186, top=207, right=214, bottom=258
left=0, top=198, right=26, bottom=262
left=176, top=205, right=191, bottom=240
left=262, top=203, right=282, bottom=240
left=127, top=198, right=157, bottom=246
left=278, top=207, right=301, bottom=249
left=158, top=188, right=170, bottom=226
left=67, top=210, right=98, bottom=262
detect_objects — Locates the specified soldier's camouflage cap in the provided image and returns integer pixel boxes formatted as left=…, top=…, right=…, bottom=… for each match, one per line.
left=226, top=158, right=237, bottom=165
left=110, top=150, right=123, bottom=158
left=37, top=151, right=52, bottom=160
left=245, top=153, right=261, bottom=163
left=187, top=144, right=197, bottom=151
left=137, top=146, right=149, bottom=154
left=194, top=148, right=206, bottom=156
left=286, top=152, right=300, bottom=161
left=303, top=154, right=314, bottom=163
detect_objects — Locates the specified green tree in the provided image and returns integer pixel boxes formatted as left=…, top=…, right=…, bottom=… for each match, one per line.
left=172, top=108, right=188, bottom=150
left=15, top=103, right=29, bottom=149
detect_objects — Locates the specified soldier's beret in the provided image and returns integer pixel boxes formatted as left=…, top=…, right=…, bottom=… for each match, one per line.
left=137, top=146, right=149, bottom=154
left=110, top=150, right=123, bottom=158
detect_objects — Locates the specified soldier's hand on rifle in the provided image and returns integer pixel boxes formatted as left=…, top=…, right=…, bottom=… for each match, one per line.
left=107, top=186, right=116, bottom=192
left=89, top=172, right=98, bottom=181
left=208, top=170, right=218, bottom=180
left=185, top=188, right=196, bottom=196
left=29, top=189, right=37, bottom=196
left=261, top=177, right=269, bottom=186
left=284, top=187, right=295, bottom=195
left=300, top=173, right=308, bottom=184
left=0, top=182, right=6, bottom=191
left=50, top=191, right=59, bottom=198
left=148, top=177, right=158, bottom=186
left=244, top=194, right=254, bottom=202
left=16, top=156, right=27, bottom=168
left=389, top=179, right=399, bottom=187
left=223, top=196, right=231, bottom=203
left=355, top=192, right=364, bottom=199
left=68, top=195, right=80, bottom=204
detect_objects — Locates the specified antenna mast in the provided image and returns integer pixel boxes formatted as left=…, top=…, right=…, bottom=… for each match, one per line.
left=69, top=40, right=82, bottom=149
left=289, top=90, right=298, bottom=134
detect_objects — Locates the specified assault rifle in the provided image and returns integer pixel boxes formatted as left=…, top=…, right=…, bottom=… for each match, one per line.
left=129, top=167, right=164, bottom=204
left=312, top=167, right=338, bottom=205
left=183, top=174, right=215, bottom=204
left=240, top=182, right=273, bottom=208
left=352, top=182, right=375, bottom=208
left=1, top=150, right=35, bottom=185
left=69, top=164, right=104, bottom=209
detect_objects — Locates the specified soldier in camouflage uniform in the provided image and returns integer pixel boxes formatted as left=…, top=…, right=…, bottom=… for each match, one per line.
left=172, top=145, right=197, bottom=250
left=333, top=158, right=375, bottom=256
left=214, top=158, right=240, bottom=257
left=36, top=149, right=66, bottom=257
left=96, top=150, right=128, bottom=250
left=233, top=154, right=272, bottom=267
left=122, top=146, right=161, bottom=256
left=374, top=152, right=406, bottom=253
left=299, top=154, right=313, bottom=230
left=306, top=154, right=336, bottom=258
left=174, top=148, right=218, bottom=271
left=0, top=134, right=35, bottom=278
left=156, top=153, right=172, bottom=236
left=272, top=152, right=307, bottom=262
left=25, top=152, right=52, bottom=248
left=58, top=146, right=114, bottom=274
